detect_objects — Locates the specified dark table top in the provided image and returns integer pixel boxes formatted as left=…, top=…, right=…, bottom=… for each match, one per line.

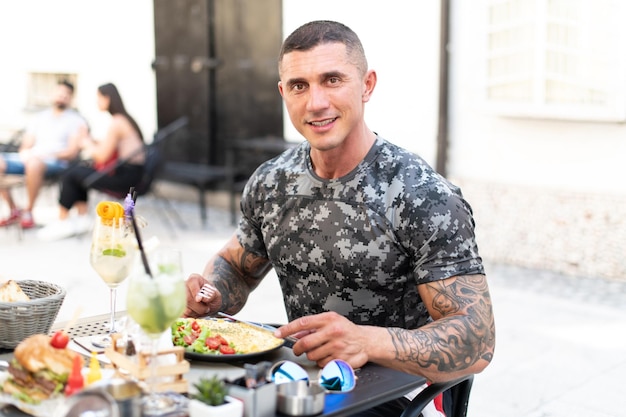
left=0, top=314, right=425, bottom=417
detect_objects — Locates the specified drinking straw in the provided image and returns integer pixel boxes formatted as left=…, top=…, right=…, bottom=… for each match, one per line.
left=127, top=187, right=153, bottom=278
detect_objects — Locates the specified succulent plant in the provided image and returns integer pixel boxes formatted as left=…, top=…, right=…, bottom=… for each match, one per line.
left=191, top=375, right=228, bottom=406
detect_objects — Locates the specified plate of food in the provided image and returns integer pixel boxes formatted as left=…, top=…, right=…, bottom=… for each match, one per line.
left=171, top=317, right=285, bottom=362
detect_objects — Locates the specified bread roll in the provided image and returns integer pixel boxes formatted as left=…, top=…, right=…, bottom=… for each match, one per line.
left=13, top=334, right=80, bottom=375
left=0, top=280, right=30, bottom=302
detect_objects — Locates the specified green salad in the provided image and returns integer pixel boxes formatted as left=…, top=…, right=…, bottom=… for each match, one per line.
left=171, top=318, right=237, bottom=355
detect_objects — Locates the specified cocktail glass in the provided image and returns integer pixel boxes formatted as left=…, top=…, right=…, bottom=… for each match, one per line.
left=89, top=212, right=137, bottom=347
left=126, top=249, right=186, bottom=415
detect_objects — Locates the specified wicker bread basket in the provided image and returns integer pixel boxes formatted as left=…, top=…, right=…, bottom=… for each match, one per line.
left=0, top=280, right=66, bottom=349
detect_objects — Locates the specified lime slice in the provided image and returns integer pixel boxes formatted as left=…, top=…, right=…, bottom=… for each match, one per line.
left=102, top=248, right=126, bottom=257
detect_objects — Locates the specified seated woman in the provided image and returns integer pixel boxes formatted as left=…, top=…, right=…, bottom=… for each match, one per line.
left=38, top=83, right=145, bottom=241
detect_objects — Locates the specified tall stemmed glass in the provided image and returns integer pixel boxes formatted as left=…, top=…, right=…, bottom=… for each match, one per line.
left=126, top=249, right=186, bottom=415
left=89, top=201, right=137, bottom=347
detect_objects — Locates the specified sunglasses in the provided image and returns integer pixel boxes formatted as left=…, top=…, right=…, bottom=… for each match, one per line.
left=269, top=359, right=357, bottom=393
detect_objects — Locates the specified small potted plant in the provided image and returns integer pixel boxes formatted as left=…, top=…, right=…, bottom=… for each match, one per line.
left=188, top=375, right=243, bottom=417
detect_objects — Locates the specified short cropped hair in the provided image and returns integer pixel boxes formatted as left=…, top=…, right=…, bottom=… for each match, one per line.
left=279, top=20, right=368, bottom=76
left=58, top=79, right=75, bottom=93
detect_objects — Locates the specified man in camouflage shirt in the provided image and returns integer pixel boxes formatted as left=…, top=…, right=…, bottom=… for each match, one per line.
left=184, top=20, right=495, bottom=417
left=238, top=136, right=484, bottom=330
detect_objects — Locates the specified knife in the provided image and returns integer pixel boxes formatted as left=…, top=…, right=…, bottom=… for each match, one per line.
left=217, top=312, right=297, bottom=348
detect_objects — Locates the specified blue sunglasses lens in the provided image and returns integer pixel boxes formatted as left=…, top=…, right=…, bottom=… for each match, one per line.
left=271, top=361, right=309, bottom=384
left=270, top=360, right=356, bottom=393
left=319, top=360, right=356, bottom=392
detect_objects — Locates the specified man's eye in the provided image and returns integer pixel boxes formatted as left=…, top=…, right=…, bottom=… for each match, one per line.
left=328, top=77, right=340, bottom=84
left=293, top=83, right=305, bottom=91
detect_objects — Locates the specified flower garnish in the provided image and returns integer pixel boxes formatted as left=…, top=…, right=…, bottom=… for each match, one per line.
left=95, top=201, right=125, bottom=226
left=124, top=192, right=135, bottom=220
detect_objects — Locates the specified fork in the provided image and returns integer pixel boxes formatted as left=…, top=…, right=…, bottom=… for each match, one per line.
left=196, top=283, right=216, bottom=301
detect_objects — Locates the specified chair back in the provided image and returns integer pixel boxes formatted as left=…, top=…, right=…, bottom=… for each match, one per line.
left=81, top=116, right=189, bottom=197
left=399, top=374, right=474, bottom=417
left=132, top=141, right=163, bottom=197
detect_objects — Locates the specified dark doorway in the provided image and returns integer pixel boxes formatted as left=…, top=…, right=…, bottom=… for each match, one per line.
left=152, top=0, right=283, bottom=166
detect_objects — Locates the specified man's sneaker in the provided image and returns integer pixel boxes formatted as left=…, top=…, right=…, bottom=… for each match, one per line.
left=20, top=211, right=35, bottom=229
left=0, top=209, right=22, bottom=227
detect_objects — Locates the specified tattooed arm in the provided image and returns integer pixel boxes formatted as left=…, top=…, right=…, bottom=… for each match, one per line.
left=275, top=274, right=495, bottom=383
left=381, top=274, right=496, bottom=381
left=183, top=234, right=272, bottom=318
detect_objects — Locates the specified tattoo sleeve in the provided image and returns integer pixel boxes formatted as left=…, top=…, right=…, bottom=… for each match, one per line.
left=205, top=239, right=272, bottom=314
left=387, top=274, right=495, bottom=376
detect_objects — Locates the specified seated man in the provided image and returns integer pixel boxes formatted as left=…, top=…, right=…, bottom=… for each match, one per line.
left=184, top=20, right=496, bottom=417
left=0, top=79, right=86, bottom=228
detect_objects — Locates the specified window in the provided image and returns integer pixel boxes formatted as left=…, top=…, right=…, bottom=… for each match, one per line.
left=486, top=0, right=626, bottom=121
left=26, top=72, right=78, bottom=111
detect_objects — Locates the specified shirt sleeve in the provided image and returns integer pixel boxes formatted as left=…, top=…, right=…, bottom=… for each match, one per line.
left=401, top=187, right=485, bottom=284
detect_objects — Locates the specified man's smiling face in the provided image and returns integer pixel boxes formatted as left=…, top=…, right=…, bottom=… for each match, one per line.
left=278, top=42, right=369, bottom=152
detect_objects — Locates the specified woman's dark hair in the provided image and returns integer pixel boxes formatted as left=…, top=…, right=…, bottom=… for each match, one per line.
left=98, top=83, right=144, bottom=141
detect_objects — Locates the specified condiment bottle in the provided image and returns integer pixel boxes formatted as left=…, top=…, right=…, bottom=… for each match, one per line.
left=65, top=354, right=85, bottom=396
left=86, top=351, right=102, bottom=385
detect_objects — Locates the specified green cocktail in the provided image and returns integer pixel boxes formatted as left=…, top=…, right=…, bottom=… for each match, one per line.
left=126, top=249, right=187, bottom=415
left=127, top=268, right=186, bottom=336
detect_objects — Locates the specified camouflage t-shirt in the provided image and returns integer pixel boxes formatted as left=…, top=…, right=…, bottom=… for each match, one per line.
left=237, top=136, right=484, bottom=329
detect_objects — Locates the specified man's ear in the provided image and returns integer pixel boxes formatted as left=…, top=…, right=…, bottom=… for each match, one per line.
left=278, top=81, right=285, bottom=98
left=362, top=69, right=377, bottom=102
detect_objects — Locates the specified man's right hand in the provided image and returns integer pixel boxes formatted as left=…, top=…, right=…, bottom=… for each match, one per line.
left=183, top=274, right=222, bottom=318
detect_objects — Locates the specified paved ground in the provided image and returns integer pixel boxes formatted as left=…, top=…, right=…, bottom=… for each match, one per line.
left=1, top=185, right=625, bottom=417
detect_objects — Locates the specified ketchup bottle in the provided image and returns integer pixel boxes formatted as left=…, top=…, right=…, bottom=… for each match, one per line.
left=65, top=354, right=85, bottom=396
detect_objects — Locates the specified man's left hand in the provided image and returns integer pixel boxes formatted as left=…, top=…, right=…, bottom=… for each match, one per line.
left=275, top=311, right=371, bottom=369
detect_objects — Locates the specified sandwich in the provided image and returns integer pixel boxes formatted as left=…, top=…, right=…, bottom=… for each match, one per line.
left=1, top=334, right=83, bottom=403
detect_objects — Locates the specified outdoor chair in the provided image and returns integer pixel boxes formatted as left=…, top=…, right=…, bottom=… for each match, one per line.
left=0, top=129, right=23, bottom=153
left=400, top=374, right=474, bottom=417
left=156, top=160, right=228, bottom=228
left=81, top=116, right=189, bottom=230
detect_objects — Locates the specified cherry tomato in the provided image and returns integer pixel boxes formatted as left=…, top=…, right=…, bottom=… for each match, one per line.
left=205, top=337, right=221, bottom=351
left=191, top=321, right=200, bottom=332
left=50, top=330, right=70, bottom=349
left=214, top=334, right=229, bottom=346
left=219, top=345, right=236, bottom=355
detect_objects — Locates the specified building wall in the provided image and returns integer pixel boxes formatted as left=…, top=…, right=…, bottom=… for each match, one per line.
left=448, top=0, right=626, bottom=195
left=449, top=0, right=626, bottom=280
left=454, top=179, right=626, bottom=280
left=0, top=0, right=157, bottom=141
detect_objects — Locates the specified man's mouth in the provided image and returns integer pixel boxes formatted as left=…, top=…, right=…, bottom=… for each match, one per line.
left=309, top=117, right=337, bottom=127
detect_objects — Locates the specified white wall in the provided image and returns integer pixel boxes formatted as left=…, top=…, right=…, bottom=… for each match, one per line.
left=448, top=0, right=626, bottom=195
left=0, top=0, right=157, bottom=141
left=281, top=0, right=442, bottom=165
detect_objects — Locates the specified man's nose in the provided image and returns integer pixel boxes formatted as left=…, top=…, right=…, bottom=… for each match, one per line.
left=306, top=85, right=330, bottom=111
